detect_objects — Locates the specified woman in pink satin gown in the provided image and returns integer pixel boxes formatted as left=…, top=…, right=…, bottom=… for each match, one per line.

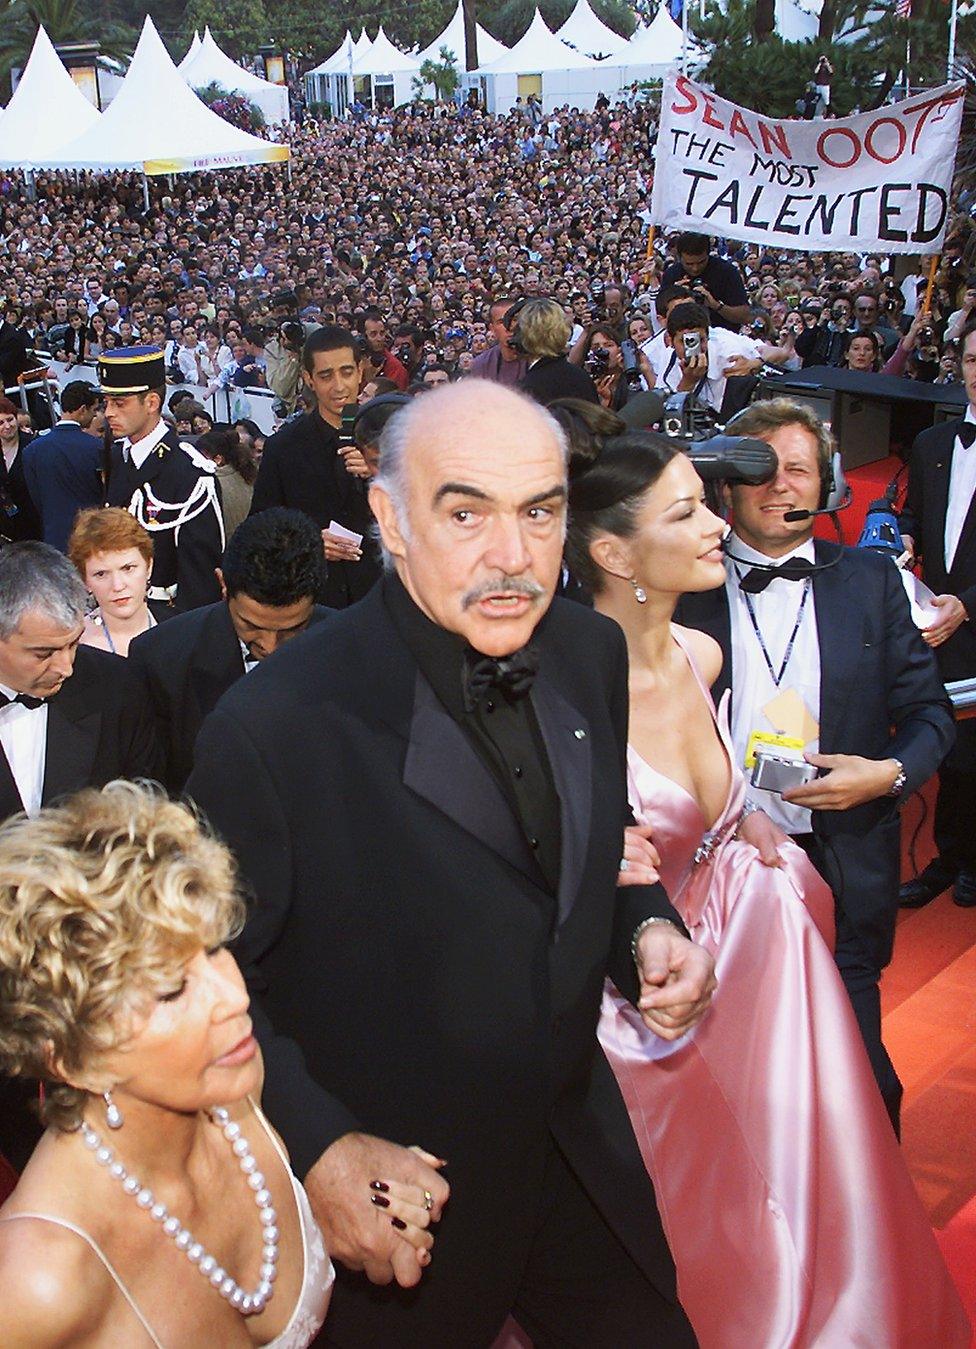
left=564, top=429, right=969, bottom=1348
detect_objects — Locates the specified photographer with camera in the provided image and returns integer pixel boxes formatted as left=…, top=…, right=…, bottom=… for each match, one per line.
left=578, top=323, right=654, bottom=411
left=795, top=292, right=854, bottom=367
left=677, top=398, right=954, bottom=1133
left=516, top=299, right=600, bottom=407
left=358, top=308, right=409, bottom=391
left=265, top=318, right=308, bottom=415
left=469, top=297, right=529, bottom=387
left=659, top=232, right=752, bottom=332
left=656, top=302, right=759, bottom=421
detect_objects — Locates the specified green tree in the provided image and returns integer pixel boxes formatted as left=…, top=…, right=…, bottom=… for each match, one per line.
left=413, top=45, right=460, bottom=100
left=0, top=0, right=133, bottom=92
left=181, top=0, right=269, bottom=59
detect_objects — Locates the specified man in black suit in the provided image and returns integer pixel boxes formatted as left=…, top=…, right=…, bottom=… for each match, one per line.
left=898, top=322, right=976, bottom=910
left=188, top=381, right=714, bottom=1347
left=130, top=508, right=330, bottom=794
left=516, top=298, right=600, bottom=407
left=0, top=541, right=162, bottom=1169
left=678, top=398, right=954, bottom=1133
left=249, top=325, right=379, bottom=609
left=21, top=380, right=103, bottom=552
left=101, top=346, right=224, bottom=613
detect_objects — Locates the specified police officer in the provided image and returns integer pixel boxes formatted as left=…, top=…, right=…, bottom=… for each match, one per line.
left=101, top=346, right=223, bottom=613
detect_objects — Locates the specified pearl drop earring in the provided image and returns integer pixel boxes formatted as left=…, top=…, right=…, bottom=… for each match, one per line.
left=631, top=579, right=647, bottom=605
left=104, top=1090, right=124, bottom=1130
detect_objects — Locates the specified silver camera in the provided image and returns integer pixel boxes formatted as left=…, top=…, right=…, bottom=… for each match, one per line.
left=750, top=748, right=819, bottom=796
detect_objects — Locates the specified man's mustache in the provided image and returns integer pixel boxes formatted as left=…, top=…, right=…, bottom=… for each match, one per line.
left=462, top=576, right=547, bottom=609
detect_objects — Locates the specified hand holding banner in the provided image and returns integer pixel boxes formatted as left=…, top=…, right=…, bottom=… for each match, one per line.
left=650, top=74, right=965, bottom=254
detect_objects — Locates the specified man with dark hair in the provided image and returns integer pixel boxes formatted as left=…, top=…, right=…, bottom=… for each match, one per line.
left=359, top=307, right=409, bottom=390
left=129, top=507, right=329, bottom=793
left=101, top=347, right=224, bottom=612
left=660, top=232, right=751, bottom=332
left=22, top=381, right=102, bottom=552
left=250, top=326, right=377, bottom=608
left=851, top=290, right=898, bottom=359
left=470, top=297, right=529, bottom=386
left=391, top=323, right=425, bottom=382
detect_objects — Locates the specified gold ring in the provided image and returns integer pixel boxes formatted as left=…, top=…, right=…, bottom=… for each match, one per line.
left=423, top=1189, right=434, bottom=1212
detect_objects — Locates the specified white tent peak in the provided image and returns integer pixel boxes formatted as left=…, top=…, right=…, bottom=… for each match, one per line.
left=181, top=23, right=290, bottom=121
left=178, top=30, right=202, bottom=71
left=556, top=0, right=630, bottom=59
left=418, top=1, right=507, bottom=66
left=0, top=24, right=101, bottom=168
left=352, top=25, right=419, bottom=74
left=625, top=6, right=703, bottom=63
left=33, top=14, right=288, bottom=174
left=307, top=30, right=356, bottom=76
left=480, top=9, right=598, bottom=71
left=355, top=28, right=373, bottom=56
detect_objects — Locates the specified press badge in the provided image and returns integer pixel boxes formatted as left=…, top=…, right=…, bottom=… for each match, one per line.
left=744, top=689, right=819, bottom=769
left=744, top=730, right=805, bottom=770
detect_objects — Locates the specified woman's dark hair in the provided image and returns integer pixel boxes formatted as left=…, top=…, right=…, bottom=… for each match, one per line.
left=564, top=421, right=679, bottom=595
left=195, top=427, right=257, bottom=485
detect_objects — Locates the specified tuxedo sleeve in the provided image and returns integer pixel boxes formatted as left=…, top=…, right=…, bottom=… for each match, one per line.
left=898, top=436, right=923, bottom=547
left=115, top=660, right=165, bottom=785
left=602, top=624, right=689, bottom=1006
left=883, top=560, right=955, bottom=792
left=187, top=706, right=362, bottom=1177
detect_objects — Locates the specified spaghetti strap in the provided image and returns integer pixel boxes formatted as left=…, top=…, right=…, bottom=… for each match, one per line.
left=0, top=1213, right=164, bottom=1347
left=247, top=1095, right=294, bottom=1173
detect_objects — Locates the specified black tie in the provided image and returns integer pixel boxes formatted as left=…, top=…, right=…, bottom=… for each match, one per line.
left=957, top=424, right=976, bottom=450
left=0, top=691, right=45, bottom=710
left=738, top=558, right=818, bottom=594
left=463, top=646, right=540, bottom=712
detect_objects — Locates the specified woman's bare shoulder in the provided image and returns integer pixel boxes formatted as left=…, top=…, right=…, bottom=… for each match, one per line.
left=0, top=1210, right=108, bottom=1346
left=672, top=624, right=723, bottom=687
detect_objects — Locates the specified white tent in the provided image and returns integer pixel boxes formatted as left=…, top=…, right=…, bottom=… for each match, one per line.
left=620, top=6, right=703, bottom=68
left=182, top=25, right=290, bottom=123
left=0, top=26, right=101, bottom=168
left=307, top=30, right=356, bottom=77
left=478, top=10, right=616, bottom=114
left=348, top=25, right=420, bottom=108
left=481, top=10, right=599, bottom=73
left=178, top=30, right=202, bottom=71
left=556, top=0, right=631, bottom=60
left=33, top=16, right=288, bottom=180
left=417, top=1, right=507, bottom=67
left=354, top=27, right=374, bottom=58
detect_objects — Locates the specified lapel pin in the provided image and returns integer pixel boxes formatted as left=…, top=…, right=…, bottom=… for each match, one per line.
left=574, top=728, right=586, bottom=740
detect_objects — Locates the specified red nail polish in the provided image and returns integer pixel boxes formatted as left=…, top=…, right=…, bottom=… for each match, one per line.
left=391, top=1216, right=407, bottom=1230
left=369, top=1180, right=389, bottom=1193
left=371, top=1194, right=390, bottom=1209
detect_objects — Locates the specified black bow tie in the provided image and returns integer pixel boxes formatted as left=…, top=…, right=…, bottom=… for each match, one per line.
left=738, top=558, right=817, bottom=594
left=0, top=691, right=45, bottom=710
left=957, top=424, right=976, bottom=450
left=463, top=646, right=540, bottom=712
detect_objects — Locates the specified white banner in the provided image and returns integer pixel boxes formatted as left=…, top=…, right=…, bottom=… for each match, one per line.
left=650, top=75, right=965, bottom=253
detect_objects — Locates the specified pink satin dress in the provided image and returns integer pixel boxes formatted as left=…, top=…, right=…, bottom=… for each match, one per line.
left=599, top=630, right=969, bottom=1348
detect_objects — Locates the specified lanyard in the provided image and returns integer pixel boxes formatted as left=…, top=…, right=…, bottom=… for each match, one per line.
left=737, top=571, right=810, bottom=689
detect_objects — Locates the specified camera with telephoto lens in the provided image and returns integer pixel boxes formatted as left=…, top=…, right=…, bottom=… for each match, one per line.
left=395, top=343, right=412, bottom=366
left=620, top=338, right=642, bottom=387
left=585, top=347, right=611, bottom=377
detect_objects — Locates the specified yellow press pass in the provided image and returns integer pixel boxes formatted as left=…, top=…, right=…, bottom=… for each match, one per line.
left=745, top=730, right=805, bottom=770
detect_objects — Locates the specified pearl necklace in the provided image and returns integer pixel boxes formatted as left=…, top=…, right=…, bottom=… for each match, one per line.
left=80, top=1106, right=278, bottom=1316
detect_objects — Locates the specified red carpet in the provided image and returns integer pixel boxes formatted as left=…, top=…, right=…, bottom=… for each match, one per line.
left=937, top=1200, right=976, bottom=1348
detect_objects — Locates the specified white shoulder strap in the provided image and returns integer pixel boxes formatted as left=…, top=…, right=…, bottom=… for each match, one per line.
left=0, top=1213, right=164, bottom=1347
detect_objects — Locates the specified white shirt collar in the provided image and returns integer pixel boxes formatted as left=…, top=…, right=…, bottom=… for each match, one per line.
left=123, top=418, right=169, bottom=469
left=964, top=405, right=976, bottom=428
left=726, top=531, right=816, bottom=571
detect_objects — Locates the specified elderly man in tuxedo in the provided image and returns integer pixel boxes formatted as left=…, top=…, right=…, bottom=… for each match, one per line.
left=899, top=322, right=976, bottom=910
left=187, top=381, right=715, bottom=1347
left=0, top=540, right=161, bottom=1171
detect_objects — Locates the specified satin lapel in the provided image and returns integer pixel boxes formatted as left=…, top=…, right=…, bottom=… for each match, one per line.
left=812, top=544, right=861, bottom=749
left=402, top=673, right=542, bottom=886
left=0, top=744, right=23, bottom=821
left=929, top=434, right=953, bottom=569
left=531, top=674, right=591, bottom=924
left=42, top=699, right=100, bottom=806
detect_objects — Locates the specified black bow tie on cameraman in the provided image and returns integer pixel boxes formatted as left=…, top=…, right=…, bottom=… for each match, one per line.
left=463, top=647, right=540, bottom=712
left=738, top=558, right=819, bottom=594
left=0, top=691, right=45, bottom=710
left=957, top=424, right=976, bottom=450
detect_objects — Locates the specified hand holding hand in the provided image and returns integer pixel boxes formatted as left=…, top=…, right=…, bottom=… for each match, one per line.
left=635, top=927, right=716, bottom=1040
left=618, top=823, right=661, bottom=886
left=304, top=1133, right=449, bottom=1288
left=783, top=752, right=900, bottom=810
left=922, top=593, right=968, bottom=647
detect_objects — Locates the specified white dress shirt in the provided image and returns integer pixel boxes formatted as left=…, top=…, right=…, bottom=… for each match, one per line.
left=645, top=327, right=761, bottom=413
left=123, top=417, right=169, bottom=470
left=0, top=682, right=48, bottom=817
left=725, top=533, right=821, bottom=834
left=944, top=406, right=976, bottom=570
left=238, top=639, right=260, bottom=675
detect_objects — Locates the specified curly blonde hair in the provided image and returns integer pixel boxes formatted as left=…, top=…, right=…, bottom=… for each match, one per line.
left=0, top=781, right=245, bottom=1131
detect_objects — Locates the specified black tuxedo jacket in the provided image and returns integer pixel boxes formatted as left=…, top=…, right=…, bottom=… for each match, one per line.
left=0, top=433, right=41, bottom=543
left=105, top=427, right=223, bottom=613
left=519, top=355, right=599, bottom=407
left=677, top=543, right=954, bottom=969
left=0, top=646, right=162, bottom=824
left=187, top=586, right=684, bottom=1345
left=249, top=409, right=379, bottom=608
left=901, top=416, right=976, bottom=687
left=129, top=601, right=332, bottom=794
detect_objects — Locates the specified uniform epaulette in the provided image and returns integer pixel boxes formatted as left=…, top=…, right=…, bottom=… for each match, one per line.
left=179, top=441, right=218, bottom=473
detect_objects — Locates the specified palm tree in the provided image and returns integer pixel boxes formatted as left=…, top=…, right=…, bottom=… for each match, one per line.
left=0, top=0, right=134, bottom=92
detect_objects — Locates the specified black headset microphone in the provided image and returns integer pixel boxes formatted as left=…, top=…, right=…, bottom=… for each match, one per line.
left=721, top=450, right=852, bottom=575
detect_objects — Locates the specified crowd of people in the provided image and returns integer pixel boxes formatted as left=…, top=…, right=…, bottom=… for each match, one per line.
left=0, top=83, right=973, bottom=1348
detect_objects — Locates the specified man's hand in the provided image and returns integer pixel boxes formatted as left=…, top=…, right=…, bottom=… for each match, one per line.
left=635, top=927, right=716, bottom=1039
left=922, top=593, right=968, bottom=647
left=339, top=447, right=372, bottom=480
left=784, top=753, right=901, bottom=810
left=736, top=808, right=787, bottom=866
left=722, top=354, right=762, bottom=378
left=618, top=823, right=661, bottom=886
left=692, top=283, right=718, bottom=310
left=677, top=350, right=708, bottom=390
left=321, top=528, right=363, bottom=563
left=304, top=1132, right=449, bottom=1288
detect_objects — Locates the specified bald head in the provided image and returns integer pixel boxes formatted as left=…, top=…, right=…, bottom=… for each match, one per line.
left=370, top=382, right=569, bottom=656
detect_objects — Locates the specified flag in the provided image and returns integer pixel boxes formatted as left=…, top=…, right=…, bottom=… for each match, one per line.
left=669, top=0, right=684, bottom=21
left=896, top=0, right=912, bottom=17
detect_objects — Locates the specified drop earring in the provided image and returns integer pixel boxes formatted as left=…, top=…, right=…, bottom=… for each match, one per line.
left=103, top=1090, right=124, bottom=1129
left=630, top=578, right=647, bottom=605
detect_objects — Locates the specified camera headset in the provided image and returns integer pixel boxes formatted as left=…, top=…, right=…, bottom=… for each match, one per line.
left=503, top=297, right=528, bottom=355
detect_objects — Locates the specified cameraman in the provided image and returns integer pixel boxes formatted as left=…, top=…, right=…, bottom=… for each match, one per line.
left=264, top=319, right=307, bottom=415
left=578, top=323, right=653, bottom=411
left=517, top=299, right=599, bottom=407
left=795, top=294, right=853, bottom=368
left=358, top=307, right=409, bottom=390
left=660, top=232, right=752, bottom=332
left=658, top=302, right=757, bottom=419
